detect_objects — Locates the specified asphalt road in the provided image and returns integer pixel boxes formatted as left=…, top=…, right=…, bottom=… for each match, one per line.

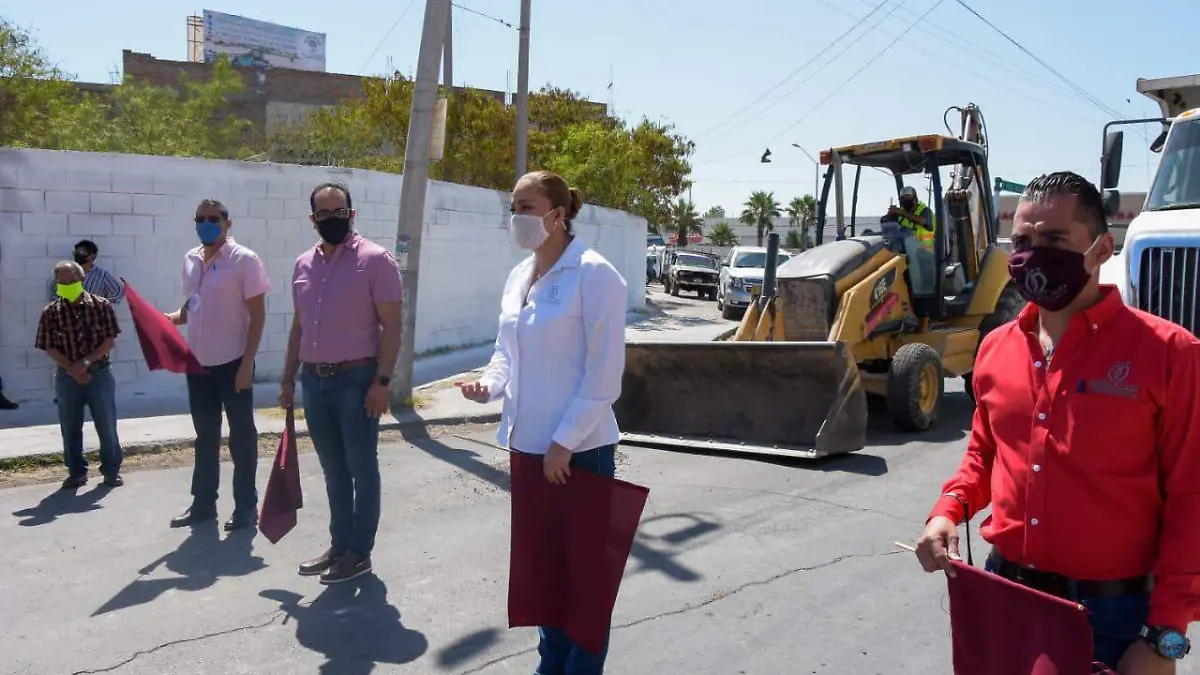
left=4, top=288, right=1195, bottom=674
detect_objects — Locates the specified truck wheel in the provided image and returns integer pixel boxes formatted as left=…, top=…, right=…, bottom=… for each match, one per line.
left=964, top=284, right=1027, bottom=405
left=670, top=282, right=680, bottom=297
left=707, top=289, right=717, bottom=301
left=887, top=343, right=943, bottom=432
left=721, top=304, right=738, bottom=321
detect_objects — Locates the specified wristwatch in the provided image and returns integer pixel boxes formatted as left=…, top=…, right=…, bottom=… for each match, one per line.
left=82, top=358, right=92, bottom=368
left=376, top=375, right=391, bottom=386
left=1141, top=626, right=1191, bottom=660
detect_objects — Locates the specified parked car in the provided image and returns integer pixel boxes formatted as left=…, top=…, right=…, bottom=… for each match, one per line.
left=664, top=251, right=720, bottom=300
left=717, top=246, right=794, bottom=320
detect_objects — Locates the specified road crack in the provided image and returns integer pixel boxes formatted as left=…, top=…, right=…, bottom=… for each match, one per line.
left=459, top=549, right=904, bottom=674
left=68, top=611, right=286, bottom=675
left=647, top=481, right=920, bottom=525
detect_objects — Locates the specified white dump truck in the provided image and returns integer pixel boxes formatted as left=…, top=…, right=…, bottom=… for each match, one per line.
left=1100, top=74, right=1200, bottom=335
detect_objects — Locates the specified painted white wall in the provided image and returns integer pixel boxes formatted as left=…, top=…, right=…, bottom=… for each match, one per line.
left=0, top=148, right=646, bottom=401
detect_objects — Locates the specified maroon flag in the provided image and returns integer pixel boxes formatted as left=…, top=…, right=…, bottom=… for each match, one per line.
left=123, top=282, right=207, bottom=375
left=507, top=451, right=649, bottom=654
left=259, top=408, right=303, bottom=544
left=947, top=560, right=1111, bottom=675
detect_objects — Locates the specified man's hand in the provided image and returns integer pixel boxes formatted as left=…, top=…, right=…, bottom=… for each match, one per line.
left=279, top=382, right=295, bottom=409
left=455, top=380, right=491, bottom=403
left=1118, top=638, right=1176, bottom=675
left=915, top=516, right=962, bottom=577
left=364, top=382, right=389, bottom=418
left=234, top=360, right=254, bottom=392
left=544, top=443, right=572, bottom=485
left=888, top=205, right=901, bottom=216
left=74, top=371, right=92, bottom=385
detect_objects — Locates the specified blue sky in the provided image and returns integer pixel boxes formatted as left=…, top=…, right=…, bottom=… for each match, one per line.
left=7, top=0, right=1194, bottom=215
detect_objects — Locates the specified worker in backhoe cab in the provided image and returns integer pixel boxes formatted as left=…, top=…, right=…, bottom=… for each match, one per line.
left=887, top=186, right=936, bottom=295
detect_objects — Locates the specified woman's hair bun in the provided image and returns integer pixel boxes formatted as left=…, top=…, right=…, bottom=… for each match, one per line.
left=567, top=187, right=584, bottom=220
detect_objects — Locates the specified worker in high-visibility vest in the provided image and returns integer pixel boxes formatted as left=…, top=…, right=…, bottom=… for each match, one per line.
left=889, top=186, right=937, bottom=295
left=890, top=186, right=936, bottom=250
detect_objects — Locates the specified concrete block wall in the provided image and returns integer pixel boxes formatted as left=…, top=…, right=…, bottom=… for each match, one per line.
left=0, top=148, right=647, bottom=402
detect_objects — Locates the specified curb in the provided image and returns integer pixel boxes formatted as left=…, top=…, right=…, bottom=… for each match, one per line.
left=0, top=410, right=503, bottom=472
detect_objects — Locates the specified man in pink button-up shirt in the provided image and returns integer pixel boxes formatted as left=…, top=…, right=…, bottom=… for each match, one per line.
left=280, top=183, right=403, bottom=585
left=166, top=198, right=271, bottom=532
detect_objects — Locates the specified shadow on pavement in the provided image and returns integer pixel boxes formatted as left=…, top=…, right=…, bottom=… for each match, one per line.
left=92, top=522, right=266, bottom=616
left=437, top=627, right=503, bottom=669
left=399, top=426, right=710, bottom=584
left=260, top=575, right=427, bottom=675
left=12, top=483, right=112, bottom=527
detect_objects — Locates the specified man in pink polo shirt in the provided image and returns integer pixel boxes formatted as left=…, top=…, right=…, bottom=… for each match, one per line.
left=166, top=198, right=271, bottom=531
left=280, top=182, right=403, bottom=584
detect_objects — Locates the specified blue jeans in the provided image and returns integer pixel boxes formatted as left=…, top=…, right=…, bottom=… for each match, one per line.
left=984, top=557, right=1150, bottom=668
left=186, top=357, right=259, bottom=514
left=302, top=361, right=381, bottom=558
left=535, top=444, right=617, bottom=675
left=55, top=363, right=122, bottom=478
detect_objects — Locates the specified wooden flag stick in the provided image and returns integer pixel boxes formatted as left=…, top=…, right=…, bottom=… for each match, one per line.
left=894, top=541, right=916, bottom=552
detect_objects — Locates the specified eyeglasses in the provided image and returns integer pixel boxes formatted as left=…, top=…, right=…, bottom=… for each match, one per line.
left=195, top=215, right=224, bottom=224
left=313, top=208, right=351, bottom=221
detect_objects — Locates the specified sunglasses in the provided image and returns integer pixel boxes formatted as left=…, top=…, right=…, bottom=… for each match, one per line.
left=195, top=215, right=224, bottom=224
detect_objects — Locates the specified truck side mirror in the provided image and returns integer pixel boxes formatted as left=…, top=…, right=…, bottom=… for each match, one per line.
left=1103, top=189, right=1121, bottom=218
left=1150, top=128, right=1168, bottom=154
left=1101, top=131, right=1124, bottom=189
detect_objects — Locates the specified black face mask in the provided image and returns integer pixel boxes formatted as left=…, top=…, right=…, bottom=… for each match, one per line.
left=316, top=216, right=351, bottom=245
left=74, top=252, right=90, bottom=265
left=900, top=199, right=915, bottom=211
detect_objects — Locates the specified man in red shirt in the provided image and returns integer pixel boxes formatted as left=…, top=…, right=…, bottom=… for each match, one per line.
left=914, top=171, right=1200, bottom=673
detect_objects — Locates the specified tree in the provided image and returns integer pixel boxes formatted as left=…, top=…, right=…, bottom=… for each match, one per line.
left=703, top=205, right=726, bottom=218
left=668, top=198, right=703, bottom=248
left=740, top=191, right=782, bottom=247
left=786, top=194, right=817, bottom=250
left=785, top=229, right=804, bottom=250
left=708, top=221, right=739, bottom=246
left=0, top=19, right=91, bottom=147
left=547, top=121, right=639, bottom=210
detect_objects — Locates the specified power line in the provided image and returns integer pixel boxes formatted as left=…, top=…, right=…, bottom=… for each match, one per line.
left=951, top=0, right=1122, bottom=120
left=359, top=0, right=420, bottom=74
left=703, top=0, right=911, bottom=145
left=452, top=2, right=515, bottom=29
left=693, top=0, right=895, bottom=140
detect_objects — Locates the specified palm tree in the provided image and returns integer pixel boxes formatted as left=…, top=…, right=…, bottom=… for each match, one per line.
left=786, top=194, right=817, bottom=250
left=669, top=198, right=704, bottom=248
left=740, top=191, right=782, bottom=247
left=707, top=221, right=738, bottom=246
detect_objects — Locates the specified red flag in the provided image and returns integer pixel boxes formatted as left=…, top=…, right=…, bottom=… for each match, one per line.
left=947, top=560, right=1112, bottom=675
left=122, top=282, right=207, bottom=375
left=259, top=408, right=303, bottom=544
left=507, top=451, right=649, bottom=654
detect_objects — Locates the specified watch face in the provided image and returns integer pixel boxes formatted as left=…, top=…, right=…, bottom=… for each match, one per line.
left=1159, top=630, right=1190, bottom=659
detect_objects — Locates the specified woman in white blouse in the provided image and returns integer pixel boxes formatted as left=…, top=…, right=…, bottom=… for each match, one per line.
left=457, top=170, right=627, bottom=674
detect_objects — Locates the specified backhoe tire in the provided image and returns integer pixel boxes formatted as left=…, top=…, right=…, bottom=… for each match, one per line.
left=964, top=284, right=1027, bottom=406
left=887, top=343, right=944, bottom=433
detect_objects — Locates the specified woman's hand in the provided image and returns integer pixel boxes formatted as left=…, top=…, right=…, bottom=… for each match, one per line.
left=456, top=380, right=491, bottom=403
left=544, top=443, right=572, bottom=484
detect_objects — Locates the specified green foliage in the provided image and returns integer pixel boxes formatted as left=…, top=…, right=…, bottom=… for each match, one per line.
left=667, top=198, right=703, bottom=248
left=785, top=229, right=804, bottom=250
left=740, top=191, right=782, bottom=247
left=707, top=220, right=739, bottom=246
left=0, top=18, right=77, bottom=147
left=703, top=205, right=726, bottom=218
left=786, top=194, right=817, bottom=250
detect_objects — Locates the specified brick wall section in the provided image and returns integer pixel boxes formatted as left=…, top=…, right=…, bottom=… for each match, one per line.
left=0, top=148, right=646, bottom=402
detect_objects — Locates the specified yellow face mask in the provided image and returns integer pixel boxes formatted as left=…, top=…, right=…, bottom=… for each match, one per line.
left=56, top=282, right=84, bottom=302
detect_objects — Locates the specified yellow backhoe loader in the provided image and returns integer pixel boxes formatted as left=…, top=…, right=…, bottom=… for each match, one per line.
left=614, top=104, right=1026, bottom=459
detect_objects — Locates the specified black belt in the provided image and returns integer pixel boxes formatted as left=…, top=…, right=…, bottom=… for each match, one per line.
left=302, top=357, right=375, bottom=378
left=987, top=548, right=1152, bottom=599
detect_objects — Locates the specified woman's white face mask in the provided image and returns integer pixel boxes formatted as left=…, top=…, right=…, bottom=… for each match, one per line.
left=510, top=211, right=554, bottom=250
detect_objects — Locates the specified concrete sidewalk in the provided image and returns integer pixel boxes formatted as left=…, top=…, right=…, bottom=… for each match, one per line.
left=0, top=291, right=732, bottom=463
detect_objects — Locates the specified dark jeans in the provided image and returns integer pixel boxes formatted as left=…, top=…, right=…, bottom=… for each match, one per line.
left=55, top=363, right=122, bottom=478
left=535, top=444, right=617, bottom=675
left=186, top=357, right=258, bottom=514
left=984, top=557, right=1150, bottom=668
left=302, top=361, right=381, bottom=558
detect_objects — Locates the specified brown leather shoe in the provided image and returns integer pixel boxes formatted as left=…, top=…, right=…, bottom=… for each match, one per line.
left=298, top=547, right=342, bottom=576
left=319, top=552, right=372, bottom=585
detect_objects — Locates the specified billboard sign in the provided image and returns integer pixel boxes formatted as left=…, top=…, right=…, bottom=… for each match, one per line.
left=202, top=10, right=326, bottom=73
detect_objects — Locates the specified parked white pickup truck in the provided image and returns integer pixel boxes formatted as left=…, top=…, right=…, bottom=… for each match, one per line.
left=1100, top=74, right=1200, bottom=336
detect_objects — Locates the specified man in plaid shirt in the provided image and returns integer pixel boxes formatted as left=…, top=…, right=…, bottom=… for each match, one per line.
left=35, top=260, right=125, bottom=490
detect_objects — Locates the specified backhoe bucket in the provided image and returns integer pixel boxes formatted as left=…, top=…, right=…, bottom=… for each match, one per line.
left=614, top=340, right=868, bottom=459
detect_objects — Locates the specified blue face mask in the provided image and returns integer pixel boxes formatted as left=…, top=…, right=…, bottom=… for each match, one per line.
left=196, top=220, right=223, bottom=245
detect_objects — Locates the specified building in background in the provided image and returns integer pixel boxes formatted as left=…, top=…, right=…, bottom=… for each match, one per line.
left=997, top=192, right=1145, bottom=251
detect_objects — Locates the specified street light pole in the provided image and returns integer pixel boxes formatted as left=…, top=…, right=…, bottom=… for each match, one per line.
left=514, top=0, right=532, bottom=181
left=391, top=0, right=451, bottom=412
left=791, top=142, right=820, bottom=198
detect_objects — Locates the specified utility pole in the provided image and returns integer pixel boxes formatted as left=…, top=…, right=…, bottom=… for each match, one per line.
left=514, top=0, right=532, bottom=181
left=390, top=0, right=450, bottom=411
left=443, top=6, right=453, bottom=95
